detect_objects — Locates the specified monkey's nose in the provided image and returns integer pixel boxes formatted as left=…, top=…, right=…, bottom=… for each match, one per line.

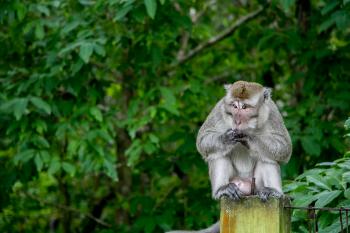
left=235, top=120, right=241, bottom=125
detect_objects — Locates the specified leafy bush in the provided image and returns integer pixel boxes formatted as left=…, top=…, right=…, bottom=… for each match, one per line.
left=285, top=118, right=350, bottom=233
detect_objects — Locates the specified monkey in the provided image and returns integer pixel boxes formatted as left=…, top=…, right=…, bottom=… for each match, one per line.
left=198, top=81, right=292, bottom=201
left=166, top=81, right=292, bottom=233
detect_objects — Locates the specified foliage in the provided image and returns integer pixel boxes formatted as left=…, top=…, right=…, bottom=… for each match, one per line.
left=285, top=118, right=350, bottom=233
left=285, top=158, right=350, bottom=233
left=0, top=0, right=349, bottom=232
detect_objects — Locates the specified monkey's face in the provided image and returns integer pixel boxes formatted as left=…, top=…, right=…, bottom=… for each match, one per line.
left=223, top=81, right=271, bottom=132
left=224, top=99, right=259, bottom=131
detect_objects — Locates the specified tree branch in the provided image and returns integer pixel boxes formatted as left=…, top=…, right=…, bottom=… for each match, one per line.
left=205, top=70, right=237, bottom=84
left=175, top=6, right=266, bottom=66
left=81, top=191, right=115, bottom=232
left=21, top=191, right=112, bottom=228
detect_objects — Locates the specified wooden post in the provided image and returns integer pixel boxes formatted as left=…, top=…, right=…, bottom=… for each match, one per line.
left=220, top=196, right=291, bottom=233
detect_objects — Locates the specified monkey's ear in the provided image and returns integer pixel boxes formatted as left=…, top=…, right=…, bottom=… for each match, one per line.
left=263, top=88, right=272, bottom=100
left=224, top=84, right=232, bottom=92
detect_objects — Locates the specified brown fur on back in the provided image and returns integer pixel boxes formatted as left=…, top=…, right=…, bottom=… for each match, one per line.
left=231, top=81, right=263, bottom=99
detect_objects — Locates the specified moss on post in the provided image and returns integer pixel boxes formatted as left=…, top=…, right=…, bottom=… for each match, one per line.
left=220, top=196, right=291, bottom=233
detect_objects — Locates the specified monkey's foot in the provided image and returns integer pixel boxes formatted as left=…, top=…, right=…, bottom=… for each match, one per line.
left=256, top=187, right=283, bottom=202
left=214, top=183, right=242, bottom=200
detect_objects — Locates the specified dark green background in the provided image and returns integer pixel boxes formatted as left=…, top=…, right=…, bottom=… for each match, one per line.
left=0, top=0, right=349, bottom=232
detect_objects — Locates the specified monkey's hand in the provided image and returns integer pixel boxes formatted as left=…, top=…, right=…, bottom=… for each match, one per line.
left=256, top=187, right=283, bottom=202
left=220, top=129, right=237, bottom=144
left=232, top=130, right=250, bottom=148
left=214, top=183, right=243, bottom=200
left=220, top=129, right=244, bottom=143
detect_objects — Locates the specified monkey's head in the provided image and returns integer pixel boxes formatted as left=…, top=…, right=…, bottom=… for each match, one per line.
left=223, top=81, right=271, bottom=131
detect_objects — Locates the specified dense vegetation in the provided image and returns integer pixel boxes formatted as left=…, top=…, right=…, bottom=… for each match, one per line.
left=0, top=0, right=349, bottom=232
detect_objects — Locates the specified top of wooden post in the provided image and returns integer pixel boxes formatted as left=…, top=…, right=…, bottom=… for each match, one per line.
left=220, top=196, right=291, bottom=233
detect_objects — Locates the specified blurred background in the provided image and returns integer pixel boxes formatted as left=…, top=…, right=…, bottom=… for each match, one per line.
left=0, top=0, right=349, bottom=232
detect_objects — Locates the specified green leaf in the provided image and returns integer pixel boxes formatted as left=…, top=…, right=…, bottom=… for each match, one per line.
left=68, top=140, right=80, bottom=156
left=149, top=133, right=159, bottom=145
left=345, top=0, right=350, bottom=5
left=35, top=23, right=45, bottom=40
left=92, top=144, right=105, bottom=156
left=345, top=118, right=350, bottom=130
left=14, top=149, right=35, bottom=165
left=301, top=137, right=321, bottom=156
left=317, top=162, right=335, bottom=166
left=342, top=171, right=350, bottom=184
left=62, top=20, right=81, bottom=34
left=34, top=120, right=48, bottom=134
left=62, top=162, right=76, bottom=176
left=36, top=4, right=50, bottom=16
left=40, top=150, right=50, bottom=163
left=0, top=99, right=17, bottom=112
left=30, top=97, right=51, bottom=114
left=318, top=17, right=335, bottom=33
left=33, top=136, right=50, bottom=149
left=293, top=193, right=317, bottom=206
left=114, top=5, right=133, bottom=21
left=306, top=175, right=331, bottom=191
left=280, top=0, right=295, bottom=12
left=143, top=142, right=157, bottom=155
left=96, top=130, right=114, bottom=143
left=48, top=158, right=61, bottom=175
left=89, top=107, right=103, bottom=122
left=93, top=44, right=106, bottom=57
left=318, top=221, right=342, bottom=233
left=333, top=10, right=350, bottom=30
left=315, top=190, right=341, bottom=207
left=13, top=98, right=28, bottom=120
left=159, top=87, right=179, bottom=115
left=144, top=0, right=157, bottom=19
left=59, top=42, right=83, bottom=56
left=79, top=42, right=94, bottom=63
left=344, top=189, right=350, bottom=199
left=125, top=139, right=142, bottom=166
left=321, top=1, right=339, bottom=15
left=104, top=159, right=118, bottom=181
left=15, top=3, right=27, bottom=21
left=34, top=153, right=43, bottom=171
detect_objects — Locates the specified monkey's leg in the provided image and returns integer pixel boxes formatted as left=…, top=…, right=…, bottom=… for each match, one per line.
left=254, top=161, right=283, bottom=202
left=209, top=156, right=242, bottom=200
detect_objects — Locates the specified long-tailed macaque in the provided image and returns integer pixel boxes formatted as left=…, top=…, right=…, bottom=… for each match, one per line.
left=167, top=81, right=292, bottom=233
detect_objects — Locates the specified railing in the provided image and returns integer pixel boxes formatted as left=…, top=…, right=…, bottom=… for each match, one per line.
left=284, top=206, right=350, bottom=233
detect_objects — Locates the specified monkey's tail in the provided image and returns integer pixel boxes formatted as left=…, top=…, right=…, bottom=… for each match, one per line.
left=165, top=221, right=219, bottom=233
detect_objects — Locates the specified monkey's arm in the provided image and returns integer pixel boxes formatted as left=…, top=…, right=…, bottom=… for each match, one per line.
left=247, top=102, right=292, bottom=163
left=197, top=100, right=242, bottom=200
left=196, top=100, right=236, bottom=161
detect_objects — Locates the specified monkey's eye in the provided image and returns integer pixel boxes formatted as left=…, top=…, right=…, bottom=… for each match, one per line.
left=229, top=102, right=237, bottom=108
left=242, top=104, right=247, bottom=109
